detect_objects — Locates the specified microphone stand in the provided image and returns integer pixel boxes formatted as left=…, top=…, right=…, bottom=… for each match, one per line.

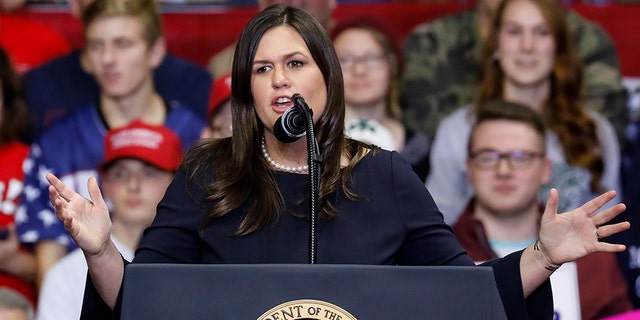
left=293, top=94, right=323, bottom=264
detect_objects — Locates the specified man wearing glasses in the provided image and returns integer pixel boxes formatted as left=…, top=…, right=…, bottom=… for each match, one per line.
left=451, top=100, right=632, bottom=320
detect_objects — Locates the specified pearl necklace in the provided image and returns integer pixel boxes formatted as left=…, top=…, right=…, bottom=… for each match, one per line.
left=261, top=136, right=309, bottom=173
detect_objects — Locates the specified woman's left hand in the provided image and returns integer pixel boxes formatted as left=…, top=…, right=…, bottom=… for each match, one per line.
left=537, top=188, right=630, bottom=267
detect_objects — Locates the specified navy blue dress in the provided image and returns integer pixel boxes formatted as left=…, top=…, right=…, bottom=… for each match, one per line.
left=82, top=150, right=552, bottom=319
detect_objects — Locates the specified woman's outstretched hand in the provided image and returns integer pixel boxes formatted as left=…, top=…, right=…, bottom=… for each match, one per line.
left=537, top=188, right=630, bottom=267
left=46, top=172, right=112, bottom=257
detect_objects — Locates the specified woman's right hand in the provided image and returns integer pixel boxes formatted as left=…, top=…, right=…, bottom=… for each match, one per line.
left=46, top=172, right=112, bottom=257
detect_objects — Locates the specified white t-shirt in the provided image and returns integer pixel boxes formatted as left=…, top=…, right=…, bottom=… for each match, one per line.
left=488, top=238, right=581, bottom=320
left=36, top=236, right=134, bottom=320
left=345, top=118, right=396, bottom=151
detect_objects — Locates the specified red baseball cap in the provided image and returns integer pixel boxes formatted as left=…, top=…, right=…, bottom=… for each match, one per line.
left=208, top=73, right=232, bottom=121
left=100, top=120, right=183, bottom=172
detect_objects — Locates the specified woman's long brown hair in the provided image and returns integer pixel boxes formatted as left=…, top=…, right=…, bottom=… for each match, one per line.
left=0, top=47, right=28, bottom=145
left=476, top=0, right=603, bottom=192
left=183, top=5, right=371, bottom=236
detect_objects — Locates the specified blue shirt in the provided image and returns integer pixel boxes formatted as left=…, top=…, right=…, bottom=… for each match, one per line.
left=22, top=50, right=212, bottom=143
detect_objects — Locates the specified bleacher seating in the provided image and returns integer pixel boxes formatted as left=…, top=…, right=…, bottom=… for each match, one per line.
left=9, top=2, right=640, bottom=77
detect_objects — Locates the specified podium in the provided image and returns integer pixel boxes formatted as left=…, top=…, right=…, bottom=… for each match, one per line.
left=121, top=264, right=507, bottom=319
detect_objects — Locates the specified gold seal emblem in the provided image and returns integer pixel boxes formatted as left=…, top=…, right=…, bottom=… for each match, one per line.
left=257, top=299, right=357, bottom=320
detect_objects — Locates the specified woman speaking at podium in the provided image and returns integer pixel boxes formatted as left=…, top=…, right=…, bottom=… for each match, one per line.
left=46, top=3, right=630, bottom=319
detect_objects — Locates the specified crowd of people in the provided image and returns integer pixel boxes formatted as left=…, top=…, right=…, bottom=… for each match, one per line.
left=1, top=0, right=639, bottom=318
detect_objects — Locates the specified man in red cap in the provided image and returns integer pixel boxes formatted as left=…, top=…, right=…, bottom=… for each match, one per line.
left=17, top=0, right=205, bottom=289
left=201, top=73, right=233, bottom=140
left=36, top=121, right=182, bottom=320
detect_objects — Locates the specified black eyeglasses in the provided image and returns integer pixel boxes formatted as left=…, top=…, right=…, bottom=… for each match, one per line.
left=469, top=149, right=545, bottom=169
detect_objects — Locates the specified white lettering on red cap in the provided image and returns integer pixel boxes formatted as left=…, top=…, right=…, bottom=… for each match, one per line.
left=110, top=128, right=163, bottom=150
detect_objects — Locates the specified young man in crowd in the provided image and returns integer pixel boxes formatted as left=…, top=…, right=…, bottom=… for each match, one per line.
left=21, top=0, right=211, bottom=143
left=16, top=0, right=204, bottom=290
left=201, top=73, right=233, bottom=139
left=453, top=100, right=632, bottom=319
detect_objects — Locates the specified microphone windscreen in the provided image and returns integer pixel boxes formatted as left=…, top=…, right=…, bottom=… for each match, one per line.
left=273, top=115, right=301, bottom=143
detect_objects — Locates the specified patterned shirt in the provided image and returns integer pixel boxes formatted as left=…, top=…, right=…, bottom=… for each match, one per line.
left=16, top=102, right=204, bottom=250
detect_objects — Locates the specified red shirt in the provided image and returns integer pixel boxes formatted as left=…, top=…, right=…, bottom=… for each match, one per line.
left=0, top=142, right=36, bottom=306
left=453, top=199, right=633, bottom=320
left=0, top=14, right=71, bottom=74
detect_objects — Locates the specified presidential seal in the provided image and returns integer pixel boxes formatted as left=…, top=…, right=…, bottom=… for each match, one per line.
left=257, top=299, right=357, bottom=320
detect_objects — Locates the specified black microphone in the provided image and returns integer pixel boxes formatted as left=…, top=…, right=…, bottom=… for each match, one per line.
left=273, top=93, right=308, bottom=143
